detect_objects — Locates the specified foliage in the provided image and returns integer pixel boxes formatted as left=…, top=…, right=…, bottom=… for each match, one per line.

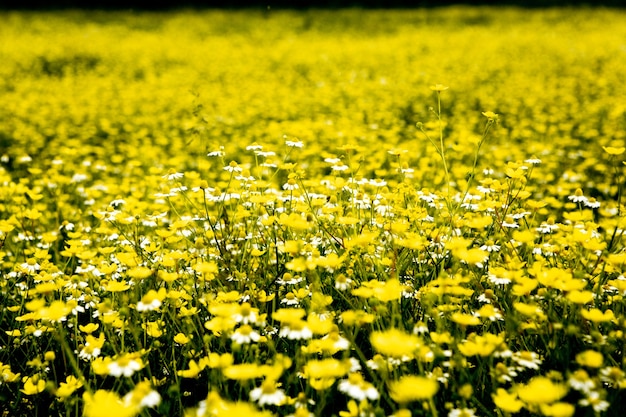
left=1, top=7, right=626, bottom=417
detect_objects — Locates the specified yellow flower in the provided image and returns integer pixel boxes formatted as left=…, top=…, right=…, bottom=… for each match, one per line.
left=116, top=251, right=140, bottom=267
left=223, top=363, right=268, bottom=380
left=511, top=278, right=539, bottom=296
left=512, top=229, right=535, bottom=244
left=124, top=380, right=161, bottom=409
left=137, top=288, right=167, bottom=312
left=21, top=376, right=46, bottom=395
left=207, top=352, right=234, bottom=369
left=457, top=333, right=504, bottom=357
left=455, top=247, right=489, bottom=266
left=309, top=377, right=336, bottom=391
left=451, top=312, right=481, bottom=326
left=79, top=323, right=100, bottom=334
left=430, top=331, right=454, bottom=345
left=482, top=111, right=499, bottom=121
left=340, top=310, right=376, bottom=326
left=602, top=146, right=625, bottom=155
left=492, top=388, right=523, bottom=413
left=79, top=333, right=105, bottom=360
left=539, top=402, right=575, bottom=417
left=278, top=212, right=312, bottom=231
left=315, top=252, right=345, bottom=270
left=39, top=300, right=72, bottom=323
left=126, top=265, right=153, bottom=279
left=430, top=84, right=449, bottom=92
left=272, top=308, right=307, bottom=324
left=307, top=313, right=334, bottom=335
left=286, top=257, right=315, bottom=272
left=581, top=308, right=614, bottom=323
left=516, top=376, right=568, bottom=405
left=339, top=400, right=360, bottom=417
left=375, top=278, right=406, bottom=302
left=56, top=375, right=83, bottom=398
left=173, top=332, right=191, bottom=345
left=513, top=302, right=545, bottom=319
left=0, top=219, right=15, bottom=233
left=143, top=320, right=164, bottom=338
left=344, top=231, right=379, bottom=249
left=106, top=353, right=145, bottom=377
left=193, top=261, right=219, bottom=280
left=103, top=280, right=130, bottom=292
left=370, top=328, right=421, bottom=358
left=0, top=362, right=20, bottom=383
left=389, top=375, right=438, bottom=403
left=505, top=167, right=526, bottom=179
left=177, top=360, right=205, bottom=379
left=302, top=358, right=351, bottom=380
left=389, top=410, right=412, bottom=417
left=83, top=390, right=136, bottom=417
left=352, top=278, right=406, bottom=302
left=458, top=383, right=473, bottom=400
left=566, top=290, right=594, bottom=304
left=575, top=350, right=603, bottom=368
left=465, top=215, right=493, bottom=229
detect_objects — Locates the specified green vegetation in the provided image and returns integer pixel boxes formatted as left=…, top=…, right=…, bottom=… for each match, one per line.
left=1, top=7, right=626, bottom=417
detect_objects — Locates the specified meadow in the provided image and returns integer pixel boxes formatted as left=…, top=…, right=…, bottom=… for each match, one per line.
left=1, top=6, right=626, bottom=416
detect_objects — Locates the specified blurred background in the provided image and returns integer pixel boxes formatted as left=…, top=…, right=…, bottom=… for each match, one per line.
left=2, top=0, right=625, bottom=9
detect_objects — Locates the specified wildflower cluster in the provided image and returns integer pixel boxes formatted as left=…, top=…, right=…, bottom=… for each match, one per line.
left=1, top=7, right=626, bottom=417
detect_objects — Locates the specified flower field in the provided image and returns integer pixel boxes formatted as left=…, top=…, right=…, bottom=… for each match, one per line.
left=1, top=6, right=626, bottom=416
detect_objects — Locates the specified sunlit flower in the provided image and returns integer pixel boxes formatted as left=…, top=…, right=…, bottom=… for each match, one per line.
left=576, top=350, right=604, bottom=368
left=123, top=380, right=161, bottom=409
left=136, top=288, right=166, bottom=312
left=389, top=375, right=438, bottom=403
left=79, top=333, right=105, bottom=361
left=224, top=161, right=243, bottom=173
left=279, top=320, right=313, bottom=340
left=516, top=376, right=568, bottom=405
left=83, top=390, right=136, bottom=417
left=231, top=324, right=261, bottom=344
left=602, top=146, right=625, bottom=155
left=338, top=373, right=379, bottom=401
left=174, top=332, right=191, bottom=345
left=481, top=111, right=499, bottom=122
left=430, top=84, right=449, bottom=92
left=249, top=378, right=287, bottom=406
left=107, top=354, right=144, bottom=377
left=512, top=350, right=543, bottom=370
left=56, top=375, right=83, bottom=399
left=492, top=388, right=523, bottom=413
left=581, top=308, right=614, bottom=323
left=370, top=328, right=421, bottom=358
left=21, top=376, right=46, bottom=395
left=568, top=369, right=595, bottom=393
left=539, top=402, right=575, bottom=417
left=568, top=188, right=588, bottom=204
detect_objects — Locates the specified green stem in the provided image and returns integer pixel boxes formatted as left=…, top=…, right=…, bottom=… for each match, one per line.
left=55, top=325, right=92, bottom=394
left=436, top=92, right=450, bottom=194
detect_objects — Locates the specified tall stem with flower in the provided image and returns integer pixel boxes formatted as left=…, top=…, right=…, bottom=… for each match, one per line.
left=418, top=84, right=451, bottom=199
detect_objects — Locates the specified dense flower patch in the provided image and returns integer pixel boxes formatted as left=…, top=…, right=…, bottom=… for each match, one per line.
left=1, top=7, right=626, bottom=417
